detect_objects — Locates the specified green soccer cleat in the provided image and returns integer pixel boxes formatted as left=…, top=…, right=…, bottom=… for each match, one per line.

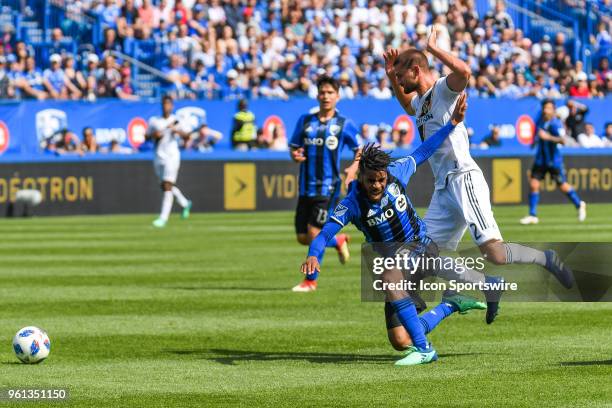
left=181, top=200, right=192, bottom=219
left=442, top=290, right=486, bottom=315
left=152, top=218, right=167, bottom=228
left=394, top=345, right=438, bottom=366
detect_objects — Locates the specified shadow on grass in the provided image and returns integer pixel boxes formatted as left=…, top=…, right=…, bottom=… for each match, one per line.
left=1, top=361, right=23, bottom=365
left=165, top=348, right=483, bottom=365
left=166, top=286, right=288, bottom=292
left=560, top=359, right=612, bottom=366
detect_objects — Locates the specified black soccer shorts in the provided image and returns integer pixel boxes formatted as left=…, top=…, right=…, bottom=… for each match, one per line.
left=294, top=195, right=334, bottom=234
left=531, top=164, right=567, bottom=185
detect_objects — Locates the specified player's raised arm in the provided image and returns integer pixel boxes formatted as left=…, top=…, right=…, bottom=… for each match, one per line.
left=384, top=48, right=416, bottom=115
left=410, top=93, right=467, bottom=166
left=426, top=25, right=471, bottom=92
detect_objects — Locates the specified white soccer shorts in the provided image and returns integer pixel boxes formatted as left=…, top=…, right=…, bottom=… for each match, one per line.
left=154, top=159, right=180, bottom=184
left=424, top=170, right=502, bottom=250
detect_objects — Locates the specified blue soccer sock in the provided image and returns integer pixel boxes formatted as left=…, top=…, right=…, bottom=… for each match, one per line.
left=325, top=235, right=338, bottom=248
left=306, top=251, right=324, bottom=281
left=418, top=302, right=457, bottom=334
left=565, top=189, right=581, bottom=208
left=529, top=192, right=539, bottom=216
left=391, top=297, right=428, bottom=349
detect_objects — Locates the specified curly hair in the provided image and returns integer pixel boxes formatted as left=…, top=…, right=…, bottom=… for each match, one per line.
left=358, top=143, right=391, bottom=174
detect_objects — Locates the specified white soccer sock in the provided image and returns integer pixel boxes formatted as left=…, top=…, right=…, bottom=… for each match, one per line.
left=172, top=186, right=189, bottom=208
left=503, top=243, right=546, bottom=266
left=160, top=191, right=174, bottom=221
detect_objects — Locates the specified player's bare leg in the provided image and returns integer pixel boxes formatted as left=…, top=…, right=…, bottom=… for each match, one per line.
left=153, top=181, right=174, bottom=228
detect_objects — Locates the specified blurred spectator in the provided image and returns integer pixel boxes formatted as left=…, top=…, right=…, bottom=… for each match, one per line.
left=231, top=99, right=256, bottom=150
left=569, top=72, right=590, bottom=97
left=578, top=123, right=605, bottom=148
left=15, top=56, right=47, bottom=100
left=185, top=123, right=223, bottom=152
left=47, top=128, right=81, bottom=155
left=81, top=127, right=98, bottom=153
left=268, top=127, right=288, bottom=151
left=565, top=100, right=589, bottom=141
left=479, top=126, right=503, bottom=148
left=108, top=139, right=134, bottom=154
left=43, top=54, right=80, bottom=99
left=369, top=77, right=392, bottom=99
left=603, top=122, right=612, bottom=147
left=0, top=56, right=14, bottom=99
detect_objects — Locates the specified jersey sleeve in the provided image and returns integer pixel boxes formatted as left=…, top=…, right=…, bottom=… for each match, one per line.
left=342, top=119, right=361, bottom=151
left=549, top=120, right=563, bottom=137
left=289, top=114, right=306, bottom=148
left=388, top=156, right=417, bottom=187
left=438, top=76, right=461, bottom=102
left=329, top=191, right=357, bottom=227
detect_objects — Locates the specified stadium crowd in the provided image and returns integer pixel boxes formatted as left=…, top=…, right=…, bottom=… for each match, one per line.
left=0, top=0, right=610, bottom=102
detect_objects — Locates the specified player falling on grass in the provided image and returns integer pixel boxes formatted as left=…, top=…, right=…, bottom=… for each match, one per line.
left=148, top=95, right=193, bottom=228
left=520, top=99, right=586, bottom=225
left=302, top=95, right=488, bottom=366
left=289, top=75, right=362, bottom=292
left=378, top=28, right=574, bottom=322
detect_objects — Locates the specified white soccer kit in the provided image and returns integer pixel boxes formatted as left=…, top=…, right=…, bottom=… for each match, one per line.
left=149, top=114, right=181, bottom=184
left=411, top=76, right=502, bottom=250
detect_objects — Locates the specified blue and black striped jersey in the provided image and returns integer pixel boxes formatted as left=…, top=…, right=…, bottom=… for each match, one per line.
left=329, top=156, right=427, bottom=243
left=534, top=116, right=564, bottom=168
left=289, top=112, right=360, bottom=197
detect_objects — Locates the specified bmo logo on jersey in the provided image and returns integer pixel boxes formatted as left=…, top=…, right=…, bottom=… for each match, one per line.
left=366, top=208, right=395, bottom=227
left=304, top=136, right=339, bottom=150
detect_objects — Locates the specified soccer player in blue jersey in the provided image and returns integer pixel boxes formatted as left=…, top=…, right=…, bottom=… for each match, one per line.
left=289, top=75, right=362, bottom=292
left=520, top=99, right=586, bottom=225
left=301, top=94, right=490, bottom=366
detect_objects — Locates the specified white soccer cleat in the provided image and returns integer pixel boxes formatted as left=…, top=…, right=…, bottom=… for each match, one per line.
left=519, top=215, right=539, bottom=225
left=578, top=201, right=586, bottom=222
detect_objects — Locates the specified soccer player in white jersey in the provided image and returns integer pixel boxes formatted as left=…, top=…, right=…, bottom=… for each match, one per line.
left=148, top=95, right=193, bottom=228
left=379, top=27, right=574, bottom=323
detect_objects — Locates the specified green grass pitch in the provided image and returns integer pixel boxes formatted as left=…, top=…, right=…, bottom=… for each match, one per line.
left=0, top=204, right=611, bottom=407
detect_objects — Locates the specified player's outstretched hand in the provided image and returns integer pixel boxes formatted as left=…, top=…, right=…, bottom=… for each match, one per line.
left=450, top=93, right=467, bottom=125
left=290, top=147, right=306, bottom=162
left=426, top=24, right=439, bottom=52
left=301, top=256, right=321, bottom=275
left=383, top=48, right=399, bottom=78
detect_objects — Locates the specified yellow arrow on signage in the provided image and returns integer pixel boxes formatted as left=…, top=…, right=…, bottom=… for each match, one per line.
left=493, top=159, right=522, bottom=204
left=224, top=163, right=256, bottom=210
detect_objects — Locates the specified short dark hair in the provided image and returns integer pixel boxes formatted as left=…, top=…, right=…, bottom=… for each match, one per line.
left=316, top=74, right=340, bottom=92
left=359, top=143, right=391, bottom=174
left=162, top=94, right=173, bottom=103
left=541, top=98, right=555, bottom=108
left=238, top=98, right=248, bottom=111
left=395, top=49, right=429, bottom=72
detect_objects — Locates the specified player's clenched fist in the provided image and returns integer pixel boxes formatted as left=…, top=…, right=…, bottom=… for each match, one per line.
left=301, top=256, right=321, bottom=275
left=450, top=93, right=467, bottom=126
left=290, top=147, right=306, bottom=162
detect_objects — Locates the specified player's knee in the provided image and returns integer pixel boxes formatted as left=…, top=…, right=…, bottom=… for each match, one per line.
left=529, top=179, right=540, bottom=191
left=161, top=182, right=173, bottom=191
left=388, top=329, right=412, bottom=351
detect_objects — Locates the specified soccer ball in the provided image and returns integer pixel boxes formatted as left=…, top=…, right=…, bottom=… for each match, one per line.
left=12, top=326, right=51, bottom=364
